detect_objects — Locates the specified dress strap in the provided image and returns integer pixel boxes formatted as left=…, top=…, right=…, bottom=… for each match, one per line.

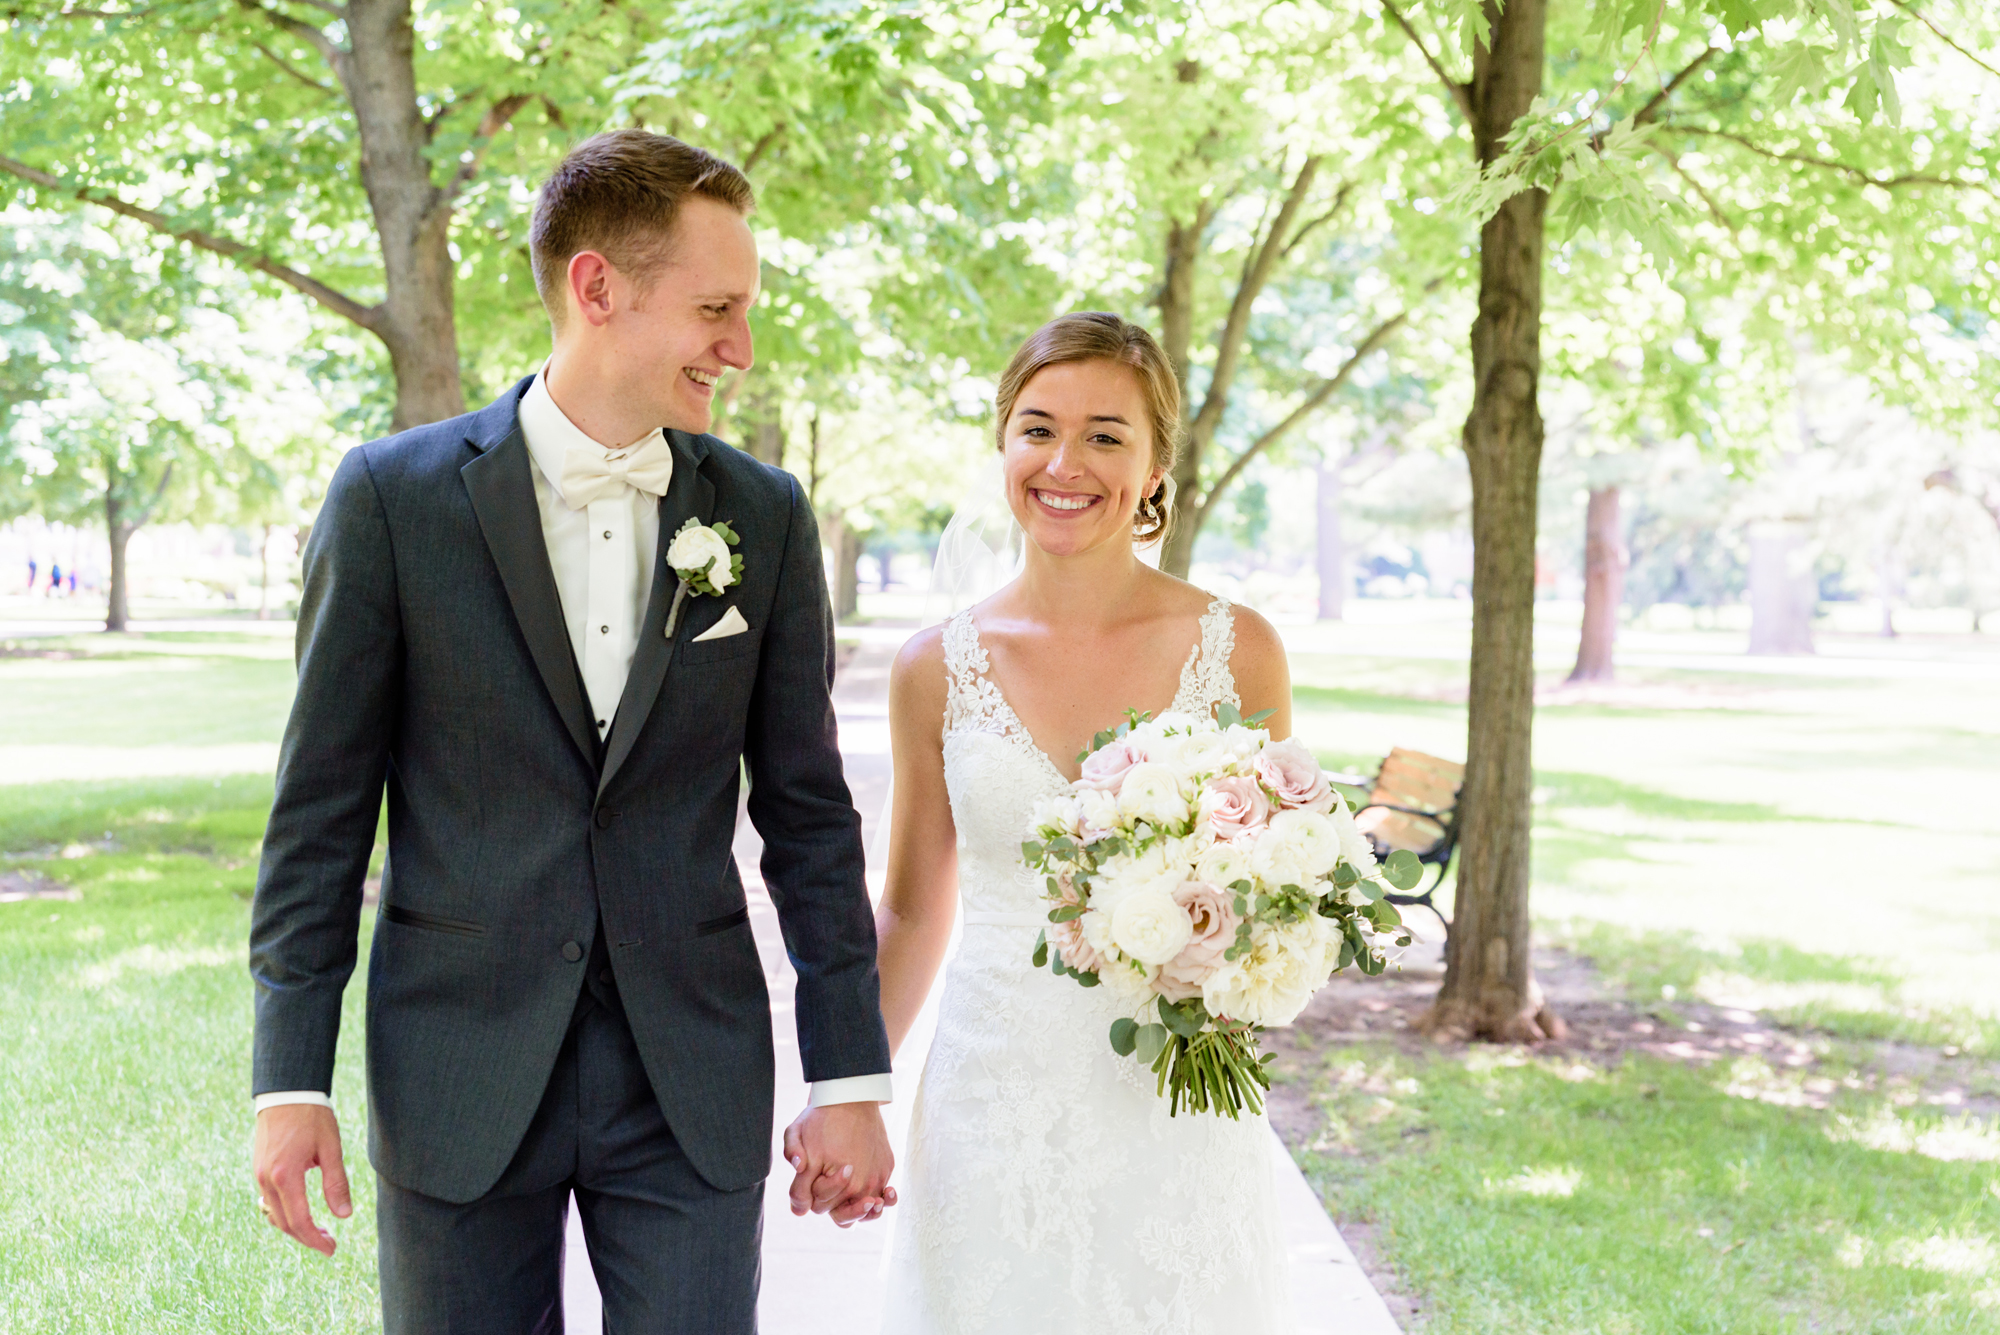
left=1175, top=595, right=1242, bottom=718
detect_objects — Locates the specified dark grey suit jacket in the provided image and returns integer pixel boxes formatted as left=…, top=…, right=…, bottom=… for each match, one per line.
left=249, top=377, right=890, bottom=1202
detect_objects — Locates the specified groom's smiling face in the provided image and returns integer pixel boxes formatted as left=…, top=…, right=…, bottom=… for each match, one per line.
left=567, top=195, right=761, bottom=436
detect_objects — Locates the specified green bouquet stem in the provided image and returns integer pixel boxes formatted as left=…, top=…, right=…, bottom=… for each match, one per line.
left=1150, top=1027, right=1270, bottom=1119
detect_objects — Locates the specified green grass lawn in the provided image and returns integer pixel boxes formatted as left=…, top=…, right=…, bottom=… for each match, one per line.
left=1, top=619, right=1996, bottom=1332
left=1282, top=620, right=2000, bottom=1333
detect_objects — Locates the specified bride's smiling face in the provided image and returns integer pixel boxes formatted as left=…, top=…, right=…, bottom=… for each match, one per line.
left=1002, top=359, right=1162, bottom=557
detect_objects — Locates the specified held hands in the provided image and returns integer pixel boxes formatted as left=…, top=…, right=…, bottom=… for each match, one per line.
left=251, top=1103, right=351, bottom=1256
left=783, top=1102, right=896, bottom=1228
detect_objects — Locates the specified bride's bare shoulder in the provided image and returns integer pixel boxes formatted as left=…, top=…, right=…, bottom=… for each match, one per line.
left=890, top=622, right=952, bottom=721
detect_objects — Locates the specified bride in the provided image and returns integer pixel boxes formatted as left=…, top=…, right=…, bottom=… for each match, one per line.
left=875, top=312, right=1299, bottom=1333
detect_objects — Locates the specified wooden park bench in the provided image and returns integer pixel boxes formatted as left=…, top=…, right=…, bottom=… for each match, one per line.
left=1327, top=747, right=1464, bottom=938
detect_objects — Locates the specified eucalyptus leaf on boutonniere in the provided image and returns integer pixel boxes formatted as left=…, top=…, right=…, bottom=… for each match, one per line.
left=664, top=518, right=743, bottom=637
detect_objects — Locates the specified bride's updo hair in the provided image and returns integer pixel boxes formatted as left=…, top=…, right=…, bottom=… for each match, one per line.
left=994, top=312, right=1183, bottom=543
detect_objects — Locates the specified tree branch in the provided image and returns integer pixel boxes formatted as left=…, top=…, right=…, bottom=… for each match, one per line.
left=234, top=0, right=343, bottom=68
left=1889, top=0, right=2000, bottom=83
left=1661, top=152, right=1733, bottom=231
left=1670, top=126, right=2000, bottom=197
left=250, top=39, right=335, bottom=93
left=1380, top=0, right=1474, bottom=123
left=0, top=156, right=384, bottom=331
left=444, top=93, right=532, bottom=201
left=741, top=124, right=785, bottom=176
left=1196, top=292, right=1435, bottom=528
left=132, top=460, right=175, bottom=531
left=1281, top=180, right=1355, bottom=258
left=1188, top=155, right=1322, bottom=449
left=1630, top=45, right=1718, bottom=127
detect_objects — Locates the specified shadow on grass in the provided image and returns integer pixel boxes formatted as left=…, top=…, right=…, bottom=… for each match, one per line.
left=1551, top=919, right=2000, bottom=1057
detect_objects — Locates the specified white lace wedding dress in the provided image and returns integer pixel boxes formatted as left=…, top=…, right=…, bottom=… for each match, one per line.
left=882, top=596, right=1296, bottom=1335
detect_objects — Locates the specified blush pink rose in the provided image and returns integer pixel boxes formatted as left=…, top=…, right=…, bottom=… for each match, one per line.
left=1078, top=737, right=1148, bottom=793
left=1049, top=914, right=1106, bottom=975
left=1155, top=881, right=1239, bottom=1002
left=1254, top=737, right=1335, bottom=813
left=1200, top=774, right=1271, bottom=842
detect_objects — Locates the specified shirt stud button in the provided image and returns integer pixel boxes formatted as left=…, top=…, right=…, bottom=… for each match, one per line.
left=600, top=625, right=609, bottom=634
left=603, top=531, right=612, bottom=539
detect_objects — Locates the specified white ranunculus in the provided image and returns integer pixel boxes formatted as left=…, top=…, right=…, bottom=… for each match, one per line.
left=668, top=525, right=733, bottom=585
left=1076, top=786, right=1121, bottom=836
left=1116, top=762, right=1189, bottom=827
left=1329, top=801, right=1379, bottom=875
left=1194, top=841, right=1253, bottom=890
left=1030, top=794, right=1082, bottom=837
left=1219, top=724, right=1264, bottom=759
left=1109, top=885, right=1196, bottom=966
left=1267, top=808, right=1339, bottom=878
left=1202, top=919, right=1328, bottom=1026
left=1249, top=834, right=1307, bottom=890
left=1153, top=725, right=1228, bottom=775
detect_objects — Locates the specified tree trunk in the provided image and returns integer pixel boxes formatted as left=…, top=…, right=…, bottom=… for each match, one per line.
left=341, top=0, right=466, bottom=430
left=835, top=523, right=862, bottom=620
left=1316, top=451, right=1346, bottom=620
left=105, top=488, right=132, bottom=634
left=739, top=385, right=786, bottom=466
left=1747, top=521, right=1816, bottom=654
left=1421, top=0, right=1564, bottom=1045
left=1157, top=217, right=1204, bottom=579
left=1566, top=486, right=1624, bottom=682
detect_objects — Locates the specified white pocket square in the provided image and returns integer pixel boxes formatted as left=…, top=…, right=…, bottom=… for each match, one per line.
left=690, top=605, right=748, bottom=643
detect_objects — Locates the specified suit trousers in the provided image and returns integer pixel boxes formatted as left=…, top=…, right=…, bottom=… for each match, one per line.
left=377, top=935, right=765, bottom=1334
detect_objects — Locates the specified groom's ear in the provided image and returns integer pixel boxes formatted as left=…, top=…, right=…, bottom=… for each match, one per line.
left=566, top=251, right=619, bottom=330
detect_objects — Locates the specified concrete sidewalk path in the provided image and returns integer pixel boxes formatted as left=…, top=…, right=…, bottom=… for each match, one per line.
left=564, top=629, right=1402, bottom=1333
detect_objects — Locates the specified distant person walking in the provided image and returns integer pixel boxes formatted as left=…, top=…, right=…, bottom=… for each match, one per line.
left=48, top=563, right=62, bottom=598
left=25, top=557, right=36, bottom=595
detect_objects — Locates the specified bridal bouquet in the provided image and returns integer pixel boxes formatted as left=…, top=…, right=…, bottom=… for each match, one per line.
left=1021, top=706, right=1421, bottom=1118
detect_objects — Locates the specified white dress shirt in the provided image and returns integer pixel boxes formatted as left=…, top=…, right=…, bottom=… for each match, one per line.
left=258, top=369, right=889, bottom=1115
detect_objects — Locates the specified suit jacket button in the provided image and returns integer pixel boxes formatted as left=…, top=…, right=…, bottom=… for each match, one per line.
left=594, top=808, right=615, bottom=829
left=562, top=941, right=583, bottom=963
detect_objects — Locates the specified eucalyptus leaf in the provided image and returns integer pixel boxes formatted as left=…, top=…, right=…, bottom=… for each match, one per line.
left=1109, top=1017, right=1139, bottom=1056
left=1135, top=1023, right=1169, bottom=1064
left=1383, top=849, right=1424, bottom=891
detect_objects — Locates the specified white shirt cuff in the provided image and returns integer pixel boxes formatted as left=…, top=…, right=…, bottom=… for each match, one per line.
left=254, top=1091, right=334, bottom=1114
left=809, top=1074, right=893, bottom=1107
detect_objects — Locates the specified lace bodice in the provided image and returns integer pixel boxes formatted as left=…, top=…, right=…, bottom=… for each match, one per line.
left=883, top=595, right=1293, bottom=1335
left=937, top=596, right=1241, bottom=929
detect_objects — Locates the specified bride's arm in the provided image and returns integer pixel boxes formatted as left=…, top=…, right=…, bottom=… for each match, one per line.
left=875, top=627, right=960, bottom=1057
left=1228, top=606, right=1295, bottom=741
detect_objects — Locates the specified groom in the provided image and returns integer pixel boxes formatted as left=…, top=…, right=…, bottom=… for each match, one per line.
left=248, top=130, right=894, bottom=1332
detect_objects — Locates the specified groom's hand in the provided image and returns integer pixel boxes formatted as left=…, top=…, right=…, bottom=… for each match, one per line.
left=252, top=1103, right=352, bottom=1256
left=783, top=1102, right=895, bottom=1228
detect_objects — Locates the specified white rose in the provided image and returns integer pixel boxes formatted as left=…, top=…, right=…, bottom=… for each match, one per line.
left=1078, top=907, right=1118, bottom=958
left=1151, top=710, right=1199, bottom=734
left=1117, top=762, right=1189, bottom=827
left=1099, top=954, right=1157, bottom=1008
left=1267, top=809, right=1339, bottom=879
left=1194, top=841, right=1253, bottom=890
left=668, top=525, right=734, bottom=587
left=1109, top=884, right=1195, bottom=966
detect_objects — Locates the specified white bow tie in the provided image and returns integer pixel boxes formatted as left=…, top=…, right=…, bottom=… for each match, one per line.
left=558, top=429, right=674, bottom=509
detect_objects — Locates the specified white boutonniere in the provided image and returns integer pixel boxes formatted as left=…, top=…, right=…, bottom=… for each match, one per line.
left=664, top=518, right=744, bottom=637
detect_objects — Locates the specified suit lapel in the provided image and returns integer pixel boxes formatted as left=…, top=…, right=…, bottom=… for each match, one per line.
left=461, top=383, right=599, bottom=768
left=599, top=429, right=716, bottom=797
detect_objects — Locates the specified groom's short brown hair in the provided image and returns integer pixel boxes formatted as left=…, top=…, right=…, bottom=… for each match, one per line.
left=530, top=130, right=755, bottom=328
